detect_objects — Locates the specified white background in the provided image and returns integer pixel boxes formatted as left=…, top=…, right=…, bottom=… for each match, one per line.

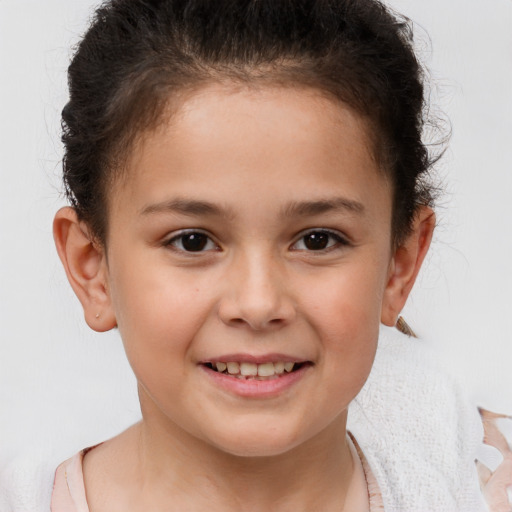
left=0, top=0, right=511, bottom=460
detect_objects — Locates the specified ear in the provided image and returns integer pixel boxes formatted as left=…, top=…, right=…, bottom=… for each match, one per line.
left=381, top=206, right=435, bottom=327
left=53, top=207, right=117, bottom=332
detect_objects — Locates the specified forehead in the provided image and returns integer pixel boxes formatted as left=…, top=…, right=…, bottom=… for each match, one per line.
left=114, top=84, right=391, bottom=222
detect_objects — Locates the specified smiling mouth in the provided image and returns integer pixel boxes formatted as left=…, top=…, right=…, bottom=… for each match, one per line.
left=203, top=361, right=310, bottom=380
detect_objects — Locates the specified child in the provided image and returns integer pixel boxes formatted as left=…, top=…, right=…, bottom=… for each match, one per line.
left=45, top=0, right=507, bottom=510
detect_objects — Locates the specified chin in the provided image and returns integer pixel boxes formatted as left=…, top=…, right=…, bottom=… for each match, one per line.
left=203, top=422, right=312, bottom=458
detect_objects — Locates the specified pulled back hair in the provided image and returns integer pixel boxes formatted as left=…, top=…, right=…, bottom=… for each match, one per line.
left=62, top=0, right=436, bottom=246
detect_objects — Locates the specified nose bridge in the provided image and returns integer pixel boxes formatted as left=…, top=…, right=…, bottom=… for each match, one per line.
left=219, top=245, right=294, bottom=330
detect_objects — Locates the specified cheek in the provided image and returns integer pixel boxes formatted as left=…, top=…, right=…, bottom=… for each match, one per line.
left=301, top=259, right=387, bottom=336
left=108, top=254, right=213, bottom=368
left=298, top=261, right=387, bottom=387
left=111, top=275, right=215, bottom=416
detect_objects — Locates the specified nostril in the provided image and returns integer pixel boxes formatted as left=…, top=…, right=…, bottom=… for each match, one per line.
left=229, top=318, right=247, bottom=327
left=225, top=316, right=284, bottom=330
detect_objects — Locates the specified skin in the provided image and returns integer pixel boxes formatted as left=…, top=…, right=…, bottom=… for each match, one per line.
left=54, top=84, right=435, bottom=511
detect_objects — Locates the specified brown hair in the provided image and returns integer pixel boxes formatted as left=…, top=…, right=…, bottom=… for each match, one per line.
left=62, top=0, right=438, bottom=246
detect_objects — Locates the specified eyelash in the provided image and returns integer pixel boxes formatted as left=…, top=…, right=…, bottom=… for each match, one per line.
left=164, top=229, right=349, bottom=254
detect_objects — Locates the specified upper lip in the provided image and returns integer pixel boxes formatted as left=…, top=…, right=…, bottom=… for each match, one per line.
left=199, top=353, right=311, bottom=364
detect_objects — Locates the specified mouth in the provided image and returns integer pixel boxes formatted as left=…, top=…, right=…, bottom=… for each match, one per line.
left=202, top=361, right=311, bottom=380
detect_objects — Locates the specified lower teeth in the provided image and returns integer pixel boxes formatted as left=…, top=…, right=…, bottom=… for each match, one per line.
left=233, top=374, right=280, bottom=380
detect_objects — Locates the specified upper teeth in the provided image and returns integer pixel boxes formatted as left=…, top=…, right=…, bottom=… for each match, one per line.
left=213, top=361, right=296, bottom=377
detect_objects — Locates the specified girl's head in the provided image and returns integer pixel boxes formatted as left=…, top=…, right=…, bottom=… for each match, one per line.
left=54, top=0, right=435, bottom=457
left=61, top=0, right=434, bottom=249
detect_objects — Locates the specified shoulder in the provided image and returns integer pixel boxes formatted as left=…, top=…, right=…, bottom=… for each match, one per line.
left=51, top=449, right=91, bottom=512
left=348, top=325, right=487, bottom=512
left=69, top=424, right=142, bottom=512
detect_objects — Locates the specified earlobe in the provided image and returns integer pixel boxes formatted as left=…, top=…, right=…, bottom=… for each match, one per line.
left=53, top=207, right=117, bottom=332
left=381, top=206, right=436, bottom=327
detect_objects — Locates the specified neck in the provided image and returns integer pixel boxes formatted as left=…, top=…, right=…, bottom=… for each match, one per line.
left=134, top=403, right=355, bottom=512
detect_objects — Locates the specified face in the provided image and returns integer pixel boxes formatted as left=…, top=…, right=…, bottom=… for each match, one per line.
left=104, top=85, right=395, bottom=457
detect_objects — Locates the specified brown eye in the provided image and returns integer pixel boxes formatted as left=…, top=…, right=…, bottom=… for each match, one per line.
left=167, top=231, right=217, bottom=252
left=304, top=232, right=330, bottom=250
left=292, top=230, right=347, bottom=252
left=181, top=233, right=208, bottom=251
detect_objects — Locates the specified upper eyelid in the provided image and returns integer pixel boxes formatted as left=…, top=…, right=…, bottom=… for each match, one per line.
left=168, top=228, right=209, bottom=236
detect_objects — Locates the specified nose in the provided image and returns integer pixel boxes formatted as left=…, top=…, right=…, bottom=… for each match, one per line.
left=217, top=250, right=296, bottom=331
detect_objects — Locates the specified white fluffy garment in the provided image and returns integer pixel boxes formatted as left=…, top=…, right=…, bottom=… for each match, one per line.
left=348, top=325, right=487, bottom=512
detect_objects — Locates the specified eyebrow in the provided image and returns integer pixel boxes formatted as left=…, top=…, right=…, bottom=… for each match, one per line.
left=281, top=198, right=365, bottom=217
left=140, top=199, right=232, bottom=218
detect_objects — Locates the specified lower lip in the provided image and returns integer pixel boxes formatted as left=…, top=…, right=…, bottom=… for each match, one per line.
left=200, top=364, right=311, bottom=398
